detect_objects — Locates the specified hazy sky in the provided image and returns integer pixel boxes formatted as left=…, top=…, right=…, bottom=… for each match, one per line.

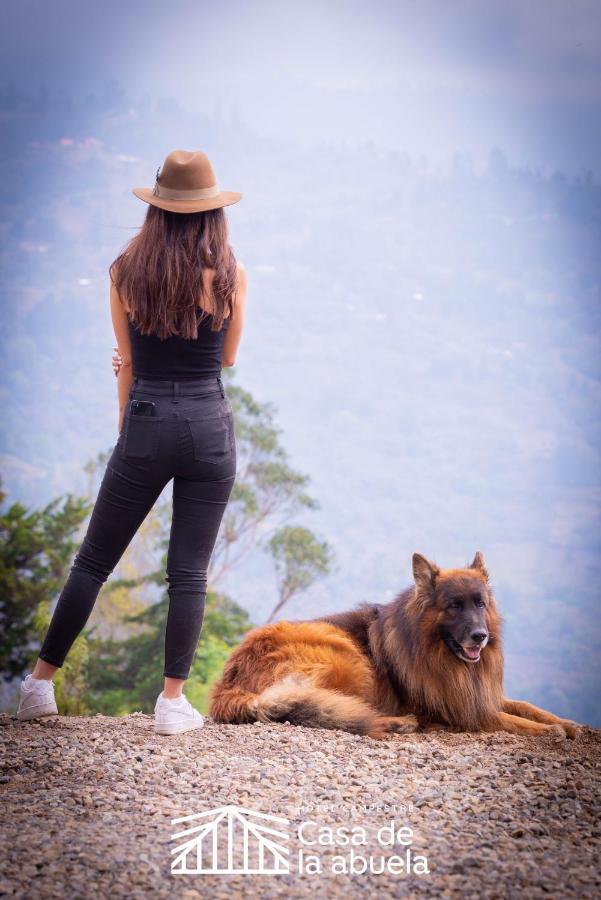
left=4, top=0, right=601, bottom=176
left=2, top=1, right=600, bottom=724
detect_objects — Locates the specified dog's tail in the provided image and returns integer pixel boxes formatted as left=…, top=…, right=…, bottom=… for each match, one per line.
left=210, top=673, right=382, bottom=736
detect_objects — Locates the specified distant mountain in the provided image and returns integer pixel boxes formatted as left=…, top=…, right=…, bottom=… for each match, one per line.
left=1, top=86, right=599, bottom=726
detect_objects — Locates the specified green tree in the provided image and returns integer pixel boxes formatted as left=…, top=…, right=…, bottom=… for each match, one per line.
left=0, top=475, right=91, bottom=680
left=4, top=373, right=335, bottom=715
left=84, top=590, right=251, bottom=714
left=208, top=383, right=323, bottom=583
left=266, top=525, right=333, bottom=623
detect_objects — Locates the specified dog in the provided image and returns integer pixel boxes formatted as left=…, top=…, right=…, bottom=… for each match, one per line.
left=209, top=551, right=581, bottom=739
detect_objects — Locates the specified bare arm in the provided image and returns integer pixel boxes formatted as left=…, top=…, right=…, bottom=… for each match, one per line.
left=221, top=261, right=248, bottom=367
left=109, top=278, right=133, bottom=433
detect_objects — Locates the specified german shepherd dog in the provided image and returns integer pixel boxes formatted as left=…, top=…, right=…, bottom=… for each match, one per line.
left=209, top=551, right=581, bottom=739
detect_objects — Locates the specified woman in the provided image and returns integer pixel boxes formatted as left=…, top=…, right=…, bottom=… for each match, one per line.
left=17, top=149, right=247, bottom=735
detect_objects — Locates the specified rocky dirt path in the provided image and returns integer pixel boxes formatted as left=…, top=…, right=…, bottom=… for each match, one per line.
left=0, top=713, right=599, bottom=898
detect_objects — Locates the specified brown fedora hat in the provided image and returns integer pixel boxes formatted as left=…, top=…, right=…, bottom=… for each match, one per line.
left=132, top=149, right=242, bottom=213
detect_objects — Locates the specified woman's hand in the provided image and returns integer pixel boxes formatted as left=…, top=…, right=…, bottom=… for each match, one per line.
left=112, top=346, right=123, bottom=377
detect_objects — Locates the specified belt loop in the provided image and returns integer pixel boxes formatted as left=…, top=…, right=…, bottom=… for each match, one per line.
left=173, top=381, right=179, bottom=403
left=218, top=376, right=225, bottom=398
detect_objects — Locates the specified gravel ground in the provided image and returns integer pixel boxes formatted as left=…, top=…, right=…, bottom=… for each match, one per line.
left=0, top=713, right=599, bottom=899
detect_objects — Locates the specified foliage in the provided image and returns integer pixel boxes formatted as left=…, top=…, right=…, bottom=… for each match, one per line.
left=266, top=525, right=333, bottom=623
left=2, top=373, right=335, bottom=715
left=83, top=590, right=252, bottom=715
left=0, top=475, right=92, bottom=681
left=209, top=382, right=322, bottom=586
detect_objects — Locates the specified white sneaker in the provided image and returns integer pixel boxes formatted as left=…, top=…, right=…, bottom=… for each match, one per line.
left=17, top=673, right=58, bottom=721
left=154, top=691, right=204, bottom=735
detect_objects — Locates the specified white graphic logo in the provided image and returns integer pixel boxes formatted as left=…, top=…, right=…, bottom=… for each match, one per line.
left=171, top=804, right=290, bottom=875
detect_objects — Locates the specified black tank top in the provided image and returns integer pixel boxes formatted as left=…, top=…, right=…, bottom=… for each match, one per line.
left=128, top=308, right=230, bottom=380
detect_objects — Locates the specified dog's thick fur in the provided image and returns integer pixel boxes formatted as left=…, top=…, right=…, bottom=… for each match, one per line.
left=209, top=551, right=581, bottom=739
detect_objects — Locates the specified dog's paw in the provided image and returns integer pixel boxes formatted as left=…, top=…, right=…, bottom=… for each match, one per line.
left=418, top=722, right=453, bottom=734
left=559, top=720, right=581, bottom=740
left=366, top=725, right=390, bottom=740
left=369, top=714, right=419, bottom=738
left=390, top=714, right=419, bottom=734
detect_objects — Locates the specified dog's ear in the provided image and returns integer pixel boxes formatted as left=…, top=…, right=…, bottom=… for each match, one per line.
left=469, top=550, right=489, bottom=582
left=412, top=552, right=439, bottom=598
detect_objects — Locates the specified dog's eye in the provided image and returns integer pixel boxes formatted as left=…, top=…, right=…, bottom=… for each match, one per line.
left=448, top=600, right=462, bottom=609
left=474, top=597, right=485, bottom=607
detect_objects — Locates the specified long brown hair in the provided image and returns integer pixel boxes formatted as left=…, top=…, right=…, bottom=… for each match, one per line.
left=109, top=204, right=237, bottom=340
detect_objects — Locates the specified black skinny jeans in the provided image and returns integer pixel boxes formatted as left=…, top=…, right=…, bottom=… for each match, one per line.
left=38, top=375, right=236, bottom=680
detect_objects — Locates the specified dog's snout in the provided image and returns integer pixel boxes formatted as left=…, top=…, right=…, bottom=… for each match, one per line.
left=471, top=631, right=487, bottom=644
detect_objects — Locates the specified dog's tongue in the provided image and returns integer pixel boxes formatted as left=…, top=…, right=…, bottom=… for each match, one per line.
left=462, top=645, right=481, bottom=659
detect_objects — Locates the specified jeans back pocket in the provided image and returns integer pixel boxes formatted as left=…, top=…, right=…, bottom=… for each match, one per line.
left=185, top=412, right=234, bottom=464
left=121, top=413, right=164, bottom=460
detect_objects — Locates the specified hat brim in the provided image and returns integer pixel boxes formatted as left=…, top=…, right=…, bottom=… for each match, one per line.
left=132, top=187, right=242, bottom=213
